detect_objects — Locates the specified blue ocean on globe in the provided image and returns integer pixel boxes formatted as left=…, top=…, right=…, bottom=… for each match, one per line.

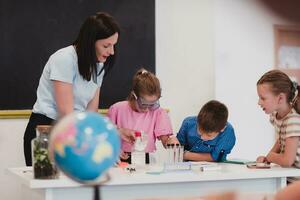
left=49, top=112, right=121, bottom=183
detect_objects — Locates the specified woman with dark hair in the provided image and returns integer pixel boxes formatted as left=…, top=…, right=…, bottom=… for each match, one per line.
left=23, top=12, right=120, bottom=166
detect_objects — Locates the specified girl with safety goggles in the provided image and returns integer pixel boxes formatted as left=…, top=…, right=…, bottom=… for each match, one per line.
left=108, top=68, right=173, bottom=163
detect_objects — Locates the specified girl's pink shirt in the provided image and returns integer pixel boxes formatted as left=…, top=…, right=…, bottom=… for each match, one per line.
left=107, top=101, right=173, bottom=152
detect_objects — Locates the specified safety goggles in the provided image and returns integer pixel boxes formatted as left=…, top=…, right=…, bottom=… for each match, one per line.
left=132, top=92, right=160, bottom=111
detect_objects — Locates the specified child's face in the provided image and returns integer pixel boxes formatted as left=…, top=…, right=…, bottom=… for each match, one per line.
left=198, top=128, right=219, bottom=141
left=257, top=83, right=280, bottom=114
left=134, top=94, right=160, bottom=112
left=200, top=132, right=218, bottom=141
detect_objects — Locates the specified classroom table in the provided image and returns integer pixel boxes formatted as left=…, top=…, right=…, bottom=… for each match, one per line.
left=7, top=163, right=300, bottom=200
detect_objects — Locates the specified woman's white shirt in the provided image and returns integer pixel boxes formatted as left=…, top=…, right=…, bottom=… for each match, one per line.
left=33, top=46, right=104, bottom=120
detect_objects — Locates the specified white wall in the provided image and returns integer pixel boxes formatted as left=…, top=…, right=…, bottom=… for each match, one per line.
left=0, top=119, right=27, bottom=200
left=156, top=0, right=215, bottom=131
left=214, top=0, right=299, bottom=160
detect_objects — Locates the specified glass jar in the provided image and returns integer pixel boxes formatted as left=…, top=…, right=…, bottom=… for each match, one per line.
left=32, top=125, right=58, bottom=179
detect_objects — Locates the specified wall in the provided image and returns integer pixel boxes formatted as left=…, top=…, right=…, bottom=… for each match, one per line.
left=156, top=0, right=214, bottom=131
left=214, top=0, right=299, bottom=160
left=0, top=119, right=27, bottom=200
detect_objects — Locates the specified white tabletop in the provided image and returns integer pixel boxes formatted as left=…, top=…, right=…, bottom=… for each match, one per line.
left=7, top=163, right=300, bottom=189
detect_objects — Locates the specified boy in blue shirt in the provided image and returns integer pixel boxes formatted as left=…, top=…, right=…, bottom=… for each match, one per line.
left=170, top=100, right=236, bottom=162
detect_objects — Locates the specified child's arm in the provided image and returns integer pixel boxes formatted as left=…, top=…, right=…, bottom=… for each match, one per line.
left=153, top=109, right=173, bottom=148
left=158, top=135, right=179, bottom=148
left=107, top=105, right=136, bottom=144
left=184, top=151, right=214, bottom=162
left=159, top=135, right=180, bottom=148
left=159, top=135, right=170, bottom=148
left=266, top=137, right=299, bottom=167
left=275, top=181, right=300, bottom=200
left=270, top=139, right=281, bottom=153
left=257, top=139, right=280, bottom=163
left=118, top=127, right=136, bottom=144
left=209, top=123, right=236, bottom=162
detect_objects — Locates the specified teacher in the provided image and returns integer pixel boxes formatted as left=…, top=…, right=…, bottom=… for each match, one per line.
left=23, top=12, right=120, bottom=166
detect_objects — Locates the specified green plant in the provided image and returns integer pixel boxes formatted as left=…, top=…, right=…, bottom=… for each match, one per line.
left=33, top=141, right=56, bottom=179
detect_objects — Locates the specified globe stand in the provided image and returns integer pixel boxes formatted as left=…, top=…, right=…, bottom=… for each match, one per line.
left=94, top=185, right=100, bottom=200
left=83, top=173, right=111, bottom=200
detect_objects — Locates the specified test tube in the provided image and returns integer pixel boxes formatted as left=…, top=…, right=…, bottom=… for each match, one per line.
left=175, top=144, right=179, bottom=163
left=166, top=144, right=171, bottom=164
left=179, top=145, right=184, bottom=162
left=171, top=144, right=175, bottom=164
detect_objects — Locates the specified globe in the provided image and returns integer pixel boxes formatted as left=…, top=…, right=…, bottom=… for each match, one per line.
left=49, top=112, right=121, bottom=183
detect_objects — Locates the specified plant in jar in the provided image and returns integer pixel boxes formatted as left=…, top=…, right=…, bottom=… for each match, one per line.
left=32, top=125, right=58, bottom=179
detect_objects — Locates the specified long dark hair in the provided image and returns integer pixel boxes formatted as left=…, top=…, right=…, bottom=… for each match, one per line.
left=73, top=12, right=120, bottom=82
